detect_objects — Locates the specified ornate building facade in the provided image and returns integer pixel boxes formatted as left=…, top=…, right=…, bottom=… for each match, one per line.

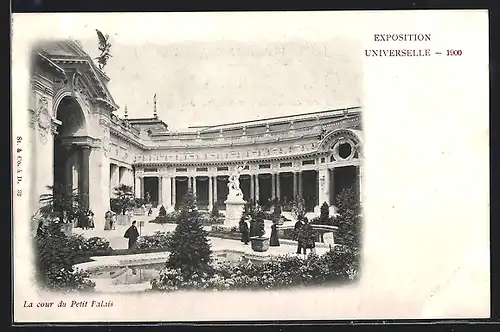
left=29, top=41, right=363, bottom=230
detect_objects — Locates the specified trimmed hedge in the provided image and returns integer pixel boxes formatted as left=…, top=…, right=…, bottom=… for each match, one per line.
left=150, top=245, right=360, bottom=292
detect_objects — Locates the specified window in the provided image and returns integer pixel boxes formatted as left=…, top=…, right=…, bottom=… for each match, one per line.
left=279, top=162, right=292, bottom=168
left=144, top=168, right=158, bottom=172
left=259, top=164, right=271, bottom=169
left=338, top=142, right=352, bottom=159
left=302, top=160, right=315, bottom=165
left=217, top=166, right=229, bottom=171
left=176, top=168, right=188, bottom=172
left=196, top=167, right=208, bottom=172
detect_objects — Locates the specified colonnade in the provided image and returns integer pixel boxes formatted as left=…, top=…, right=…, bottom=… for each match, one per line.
left=132, top=165, right=360, bottom=212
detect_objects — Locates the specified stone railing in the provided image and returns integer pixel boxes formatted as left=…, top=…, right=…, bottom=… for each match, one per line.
left=145, top=116, right=360, bottom=149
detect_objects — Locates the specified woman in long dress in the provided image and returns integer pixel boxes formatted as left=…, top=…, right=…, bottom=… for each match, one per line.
left=87, top=210, right=95, bottom=229
left=269, top=220, right=280, bottom=246
left=104, top=210, right=112, bottom=230
left=239, top=216, right=250, bottom=244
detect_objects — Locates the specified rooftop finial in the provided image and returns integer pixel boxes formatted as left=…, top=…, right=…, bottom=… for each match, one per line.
left=153, top=93, right=158, bottom=119
left=124, top=105, right=128, bottom=119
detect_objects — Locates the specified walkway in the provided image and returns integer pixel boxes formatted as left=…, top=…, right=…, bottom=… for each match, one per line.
left=74, top=217, right=329, bottom=255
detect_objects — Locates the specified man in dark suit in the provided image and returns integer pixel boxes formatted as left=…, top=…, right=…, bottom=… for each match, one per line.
left=124, top=220, right=140, bottom=249
left=294, top=217, right=304, bottom=254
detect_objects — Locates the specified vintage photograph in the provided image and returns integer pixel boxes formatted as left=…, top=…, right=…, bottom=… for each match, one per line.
left=15, top=11, right=490, bottom=322
left=28, top=29, right=363, bottom=294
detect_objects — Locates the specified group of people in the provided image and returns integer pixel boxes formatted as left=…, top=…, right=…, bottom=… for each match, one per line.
left=239, top=217, right=281, bottom=247
left=68, top=209, right=95, bottom=230
left=104, top=210, right=117, bottom=230
left=293, top=217, right=315, bottom=255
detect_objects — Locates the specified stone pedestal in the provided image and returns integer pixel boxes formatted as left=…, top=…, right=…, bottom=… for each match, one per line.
left=224, top=195, right=246, bottom=229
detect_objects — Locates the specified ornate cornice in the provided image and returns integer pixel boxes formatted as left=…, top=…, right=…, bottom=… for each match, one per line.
left=57, top=136, right=101, bottom=148
left=31, top=77, right=54, bottom=96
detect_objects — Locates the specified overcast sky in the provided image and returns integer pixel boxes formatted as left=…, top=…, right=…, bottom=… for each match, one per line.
left=77, top=15, right=362, bottom=130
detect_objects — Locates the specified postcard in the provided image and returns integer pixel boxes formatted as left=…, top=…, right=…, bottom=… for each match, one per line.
left=11, top=10, right=490, bottom=323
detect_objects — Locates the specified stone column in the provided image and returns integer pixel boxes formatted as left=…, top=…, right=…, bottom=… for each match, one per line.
left=158, top=176, right=162, bottom=206
left=134, top=176, right=141, bottom=198
left=208, top=176, right=213, bottom=210
left=271, top=173, right=276, bottom=199
left=298, top=171, right=303, bottom=197
left=193, top=176, right=197, bottom=197
left=276, top=172, right=281, bottom=201
left=88, top=146, right=110, bottom=231
left=64, top=146, right=73, bottom=196
left=293, top=172, right=298, bottom=198
left=80, top=146, right=90, bottom=210
left=214, top=176, right=218, bottom=206
left=255, top=174, right=260, bottom=204
left=162, top=176, right=171, bottom=210
left=329, top=168, right=335, bottom=205
left=172, top=177, right=177, bottom=207
left=250, top=174, right=255, bottom=203
left=71, top=149, right=80, bottom=193
left=188, top=176, right=192, bottom=191
left=110, top=164, right=119, bottom=198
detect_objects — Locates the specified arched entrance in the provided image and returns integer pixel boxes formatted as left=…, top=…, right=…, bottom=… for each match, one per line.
left=53, top=96, right=90, bottom=219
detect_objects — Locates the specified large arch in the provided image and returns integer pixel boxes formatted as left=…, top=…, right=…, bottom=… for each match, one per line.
left=53, top=96, right=91, bottom=220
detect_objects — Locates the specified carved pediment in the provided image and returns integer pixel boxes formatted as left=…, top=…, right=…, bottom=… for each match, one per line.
left=42, top=41, right=119, bottom=111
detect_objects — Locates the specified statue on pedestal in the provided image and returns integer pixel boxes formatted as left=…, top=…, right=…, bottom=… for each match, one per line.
left=227, top=163, right=246, bottom=199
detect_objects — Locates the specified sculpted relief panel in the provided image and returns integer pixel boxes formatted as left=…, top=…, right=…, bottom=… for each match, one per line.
left=135, top=138, right=320, bottom=164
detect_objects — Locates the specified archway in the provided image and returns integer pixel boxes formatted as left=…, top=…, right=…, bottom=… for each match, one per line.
left=53, top=96, right=89, bottom=220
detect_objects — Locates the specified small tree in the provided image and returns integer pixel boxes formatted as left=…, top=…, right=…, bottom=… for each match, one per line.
left=166, top=190, right=213, bottom=279
left=319, top=202, right=330, bottom=225
left=333, top=186, right=361, bottom=249
left=249, top=204, right=266, bottom=238
left=112, top=184, right=135, bottom=215
left=291, top=194, right=306, bottom=222
left=211, top=204, right=220, bottom=218
left=38, top=184, right=83, bottom=224
left=158, top=205, right=167, bottom=217
left=273, top=199, right=282, bottom=223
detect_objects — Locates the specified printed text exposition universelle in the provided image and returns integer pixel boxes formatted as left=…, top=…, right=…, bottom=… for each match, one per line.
left=365, top=33, right=434, bottom=57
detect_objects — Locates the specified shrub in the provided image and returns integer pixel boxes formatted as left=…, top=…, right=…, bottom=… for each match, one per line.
left=35, top=222, right=96, bottom=292
left=241, top=202, right=265, bottom=237
left=319, top=202, right=330, bottom=225
left=165, top=190, right=213, bottom=279
left=111, top=184, right=135, bottom=215
left=211, top=204, right=220, bottom=218
left=151, top=245, right=360, bottom=292
left=133, top=197, right=147, bottom=208
left=132, top=231, right=172, bottom=251
left=333, top=186, right=361, bottom=248
left=158, top=205, right=167, bottom=217
left=291, top=195, right=306, bottom=221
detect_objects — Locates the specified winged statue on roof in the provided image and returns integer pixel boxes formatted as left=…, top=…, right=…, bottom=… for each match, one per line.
left=95, top=29, right=113, bottom=70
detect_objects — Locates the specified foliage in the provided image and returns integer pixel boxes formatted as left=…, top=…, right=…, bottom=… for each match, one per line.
left=291, top=195, right=306, bottom=222
left=211, top=204, right=220, bottom=218
left=132, top=231, right=172, bottom=251
left=151, top=245, right=360, bottom=292
left=273, top=198, right=282, bottom=222
left=158, top=205, right=167, bottom=217
left=240, top=201, right=265, bottom=237
left=38, top=184, right=83, bottom=223
left=333, top=186, right=362, bottom=248
left=152, top=210, right=223, bottom=226
left=34, top=222, right=114, bottom=292
left=111, top=184, right=135, bottom=215
left=133, top=197, right=147, bottom=208
left=165, top=190, right=214, bottom=280
left=319, top=202, right=330, bottom=225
